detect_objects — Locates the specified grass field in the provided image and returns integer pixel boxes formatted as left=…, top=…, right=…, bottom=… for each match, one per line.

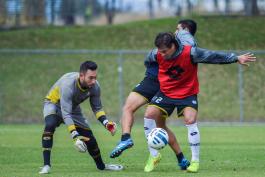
left=1, top=124, right=265, bottom=177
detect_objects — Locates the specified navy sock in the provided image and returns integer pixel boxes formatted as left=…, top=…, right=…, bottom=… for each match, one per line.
left=121, top=133, right=131, bottom=141
left=42, top=132, right=53, bottom=166
left=176, top=152, right=184, bottom=163
left=85, top=137, right=105, bottom=170
left=43, top=150, right=51, bottom=166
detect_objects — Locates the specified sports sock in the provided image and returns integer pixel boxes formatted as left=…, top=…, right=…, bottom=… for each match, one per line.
left=176, top=152, right=184, bottom=163
left=186, top=122, right=200, bottom=162
left=144, top=117, right=159, bottom=157
left=85, top=136, right=105, bottom=170
left=121, top=133, right=131, bottom=141
left=42, top=132, right=53, bottom=166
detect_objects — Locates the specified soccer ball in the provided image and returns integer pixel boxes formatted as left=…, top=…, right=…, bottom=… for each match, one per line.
left=147, top=128, right=169, bottom=150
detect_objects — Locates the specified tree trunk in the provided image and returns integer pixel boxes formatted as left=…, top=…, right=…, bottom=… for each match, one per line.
left=0, top=0, right=6, bottom=25
left=224, top=0, right=231, bottom=15
left=213, top=0, right=219, bottom=12
left=24, top=0, right=45, bottom=26
left=157, top=0, right=162, bottom=9
left=170, top=0, right=182, bottom=16
left=148, top=0, right=154, bottom=19
left=244, top=0, right=260, bottom=16
left=50, top=0, right=55, bottom=25
left=61, top=0, right=75, bottom=25
left=91, top=0, right=98, bottom=16
left=105, top=0, right=115, bottom=25
left=186, top=0, right=193, bottom=15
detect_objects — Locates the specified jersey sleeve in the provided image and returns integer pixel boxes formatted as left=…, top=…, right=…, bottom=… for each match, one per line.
left=190, top=47, right=238, bottom=64
left=89, top=83, right=110, bottom=126
left=89, top=83, right=106, bottom=116
left=144, top=48, right=158, bottom=67
left=176, top=30, right=197, bottom=47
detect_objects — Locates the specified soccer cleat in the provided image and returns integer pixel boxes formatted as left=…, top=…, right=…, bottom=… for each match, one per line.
left=39, top=165, right=51, bottom=174
left=105, top=164, right=124, bottom=171
left=144, top=153, right=162, bottom=172
left=178, top=158, right=190, bottom=170
left=110, top=138, right=134, bottom=158
left=187, top=161, right=199, bottom=173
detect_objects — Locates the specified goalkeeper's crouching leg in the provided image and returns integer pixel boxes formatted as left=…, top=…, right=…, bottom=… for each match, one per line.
left=77, top=128, right=105, bottom=170
left=42, top=131, right=53, bottom=166
left=42, top=115, right=59, bottom=167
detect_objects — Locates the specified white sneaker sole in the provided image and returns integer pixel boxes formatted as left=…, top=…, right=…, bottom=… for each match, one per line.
left=105, top=164, right=123, bottom=171
left=39, top=165, right=51, bottom=174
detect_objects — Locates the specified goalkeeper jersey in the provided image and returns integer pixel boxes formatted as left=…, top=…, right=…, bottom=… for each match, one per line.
left=44, top=72, right=104, bottom=127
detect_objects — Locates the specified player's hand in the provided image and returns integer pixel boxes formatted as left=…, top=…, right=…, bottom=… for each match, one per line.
left=74, top=138, right=87, bottom=153
left=105, top=121, right=117, bottom=136
left=71, top=130, right=87, bottom=153
left=237, top=53, right=256, bottom=66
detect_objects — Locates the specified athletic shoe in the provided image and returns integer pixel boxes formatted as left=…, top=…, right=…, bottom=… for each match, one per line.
left=39, top=165, right=51, bottom=174
left=178, top=158, right=190, bottom=170
left=144, top=153, right=162, bottom=172
left=110, top=138, right=134, bottom=158
left=105, top=164, right=123, bottom=171
left=187, top=161, right=199, bottom=173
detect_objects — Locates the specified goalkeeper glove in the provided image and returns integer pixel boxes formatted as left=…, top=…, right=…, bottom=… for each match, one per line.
left=71, top=130, right=87, bottom=153
left=104, top=121, right=117, bottom=136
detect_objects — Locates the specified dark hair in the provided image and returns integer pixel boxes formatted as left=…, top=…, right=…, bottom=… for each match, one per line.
left=79, top=60, right=97, bottom=73
left=178, top=19, right=197, bottom=36
left=154, top=32, right=179, bottom=49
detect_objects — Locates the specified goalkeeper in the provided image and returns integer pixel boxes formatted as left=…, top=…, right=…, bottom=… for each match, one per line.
left=39, top=61, right=123, bottom=174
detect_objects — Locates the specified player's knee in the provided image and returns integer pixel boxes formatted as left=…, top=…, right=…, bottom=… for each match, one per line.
left=144, top=106, right=161, bottom=119
left=44, top=122, right=56, bottom=133
left=184, top=117, right=196, bottom=125
left=44, top=117, right=57, bottom=132
left=85, top=135, right=100, bottom=153
left=123, top=103, right=137, bottom=113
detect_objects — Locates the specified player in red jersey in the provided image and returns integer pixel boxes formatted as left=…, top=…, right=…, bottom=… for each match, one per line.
left=144, top=32, right=256, bottom=173
left=110, top=20, right=199, bottom=172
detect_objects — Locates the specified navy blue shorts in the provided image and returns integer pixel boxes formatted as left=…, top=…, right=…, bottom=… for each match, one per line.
left=132, top=76, right=160, bottom=102
left=149, top=91, right=198, bottom=117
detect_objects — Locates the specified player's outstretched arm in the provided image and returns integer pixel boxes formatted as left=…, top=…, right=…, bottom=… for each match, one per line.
left=237, top=53, right=256, bottom=66
left=105, top=121, right=117, bottom=136
left=96, top=110, right=117, bottom=136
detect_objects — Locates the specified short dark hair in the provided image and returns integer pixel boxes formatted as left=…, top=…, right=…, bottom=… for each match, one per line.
left=79, top=60, right=97, bottom=73
left=154, top=32, right=179, bottom=49
left=178, top=19, right=197, bottom=36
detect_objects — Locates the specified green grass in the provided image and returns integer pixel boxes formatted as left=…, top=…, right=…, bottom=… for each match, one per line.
left=0, top=16, right=265, bottom=122
left=0, top=124, right=265, bottom=177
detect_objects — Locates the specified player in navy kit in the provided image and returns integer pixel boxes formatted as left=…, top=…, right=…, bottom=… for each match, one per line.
left=110, top=20, right=198, bottom=172
left=145, top=32, right=256, bottom=172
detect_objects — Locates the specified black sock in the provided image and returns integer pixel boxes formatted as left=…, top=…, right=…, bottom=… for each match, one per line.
left=93, top=154, right=105, bottom=170
left=42, top=132, right=53, bottom=166
left=121, top=133, right=131, bottom=141
left=176, top=152, right=184, bottom=163
left=85, top=137, right=105, bottom=170
left=43, top=150, right=51, bottom=166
